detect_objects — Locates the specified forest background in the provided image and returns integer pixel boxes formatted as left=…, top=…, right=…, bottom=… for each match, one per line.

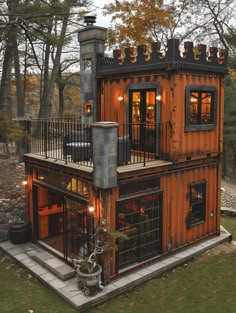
left=0, top=0, right=236, bottom=178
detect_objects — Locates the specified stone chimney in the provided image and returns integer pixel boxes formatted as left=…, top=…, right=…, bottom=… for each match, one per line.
left=78, top=16, right=107, bottom=123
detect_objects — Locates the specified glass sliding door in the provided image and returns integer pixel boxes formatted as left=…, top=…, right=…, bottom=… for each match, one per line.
left=37, top=187, right=64, bottom=255
left=36, top=185, right=91, bottom=262
left=64, top=198, right=91, bottom=260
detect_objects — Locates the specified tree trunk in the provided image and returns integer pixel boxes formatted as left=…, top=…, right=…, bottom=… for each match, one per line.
left=38, top=0, right=71, bottom=118
left=38, top=19, right=53, bottom=118
left=12, top=29, right=25, bottom=117
left=0, top=41, right=13, bottom=118
left=0, top=0, right=20, bottom=118
left=57, top=66, right=65, bottom=117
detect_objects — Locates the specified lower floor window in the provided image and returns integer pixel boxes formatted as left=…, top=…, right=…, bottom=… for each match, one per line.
left=188, top=180, right=206, bottom=227
left=116, top=192, right=162, bottom=271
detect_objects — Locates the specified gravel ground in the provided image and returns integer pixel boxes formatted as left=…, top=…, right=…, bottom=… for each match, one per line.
left=0, top=158, right=236, bottom=209
left=221, top=179, right=236, bottom=209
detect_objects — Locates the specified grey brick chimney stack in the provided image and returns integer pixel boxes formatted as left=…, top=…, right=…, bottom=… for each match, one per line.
left=78, top=16, right=107, bottom=123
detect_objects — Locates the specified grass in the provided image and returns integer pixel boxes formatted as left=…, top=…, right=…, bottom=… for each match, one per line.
left=221, top=215, right=236, bottom=239
left=88, top=247, right=236, bottom=313
left=0, top=216, right=235, bottom=313
left=0, top=251, right=78, bottom=313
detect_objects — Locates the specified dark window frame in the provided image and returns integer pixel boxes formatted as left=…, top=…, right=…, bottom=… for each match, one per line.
left=185, top=85, right=217, bottom=132
left=187, top=180, right=206, bottom=228
left=116, top=191, right=162, bottom=271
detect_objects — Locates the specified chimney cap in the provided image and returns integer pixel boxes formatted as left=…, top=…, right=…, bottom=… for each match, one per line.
left=84, top=15, right=96, bottom=25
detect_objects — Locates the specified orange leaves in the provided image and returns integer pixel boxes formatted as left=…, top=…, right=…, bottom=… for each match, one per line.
left=103, top=0, right=174, bottom=47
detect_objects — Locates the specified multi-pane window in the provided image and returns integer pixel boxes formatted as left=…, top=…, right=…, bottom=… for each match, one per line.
left=116, top=193, right=162, bottom=270
left=188, top=181, right=206, bottom=227
left=186, top=85, right=217, bottom=131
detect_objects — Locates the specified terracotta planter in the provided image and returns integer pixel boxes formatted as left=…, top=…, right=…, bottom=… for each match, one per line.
left=76, top=264, right=102, bottom=296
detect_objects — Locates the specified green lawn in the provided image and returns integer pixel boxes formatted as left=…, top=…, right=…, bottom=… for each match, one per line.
left=0, top=216, right=235, bottom=313
left=0, top=251, right=78, bottom=313
left=88, top=246, right=236, bottom=313
left=221, top=215, right=236, bottom=239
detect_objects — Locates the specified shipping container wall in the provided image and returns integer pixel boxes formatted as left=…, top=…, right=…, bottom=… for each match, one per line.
left=100, top=71, right=224, bottom=162
left=101, top=75, right=171, bottom=122
left=167, top=73, right=224, bottom=161
left=161, top=161, right=221, bottom=253
left=101, top=74, right=172, bottom=158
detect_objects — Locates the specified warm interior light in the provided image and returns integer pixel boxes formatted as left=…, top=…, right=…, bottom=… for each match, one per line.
left=22, top=180, right=27, bottom=186
left=88, top=204, right=95, bottom=213
left=190, top=96, right=198, bottom=103
left=156, top=94, right=162, bottom=101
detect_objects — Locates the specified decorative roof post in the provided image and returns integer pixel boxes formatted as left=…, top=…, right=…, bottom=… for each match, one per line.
left=78, top=16, right=107, bottom=123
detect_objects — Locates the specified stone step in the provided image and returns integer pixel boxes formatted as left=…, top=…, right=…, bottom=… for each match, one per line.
left=27, top=251, right=75, bottom=281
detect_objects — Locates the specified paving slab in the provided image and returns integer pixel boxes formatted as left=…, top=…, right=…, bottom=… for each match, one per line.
left=48, top=278, right=67, bottom=290
left=41, top=272, right=58, bottom=282
left=59, top=282, right=81, bottom=299
left=30, top=264, right=48, bottom=276
left=13, top=252, right=29, bottom=261
left=6, top=246, right=25, bottom=256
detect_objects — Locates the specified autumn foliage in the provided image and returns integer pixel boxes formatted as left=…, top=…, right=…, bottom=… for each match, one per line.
left=103, top=0, right=173, bottom=47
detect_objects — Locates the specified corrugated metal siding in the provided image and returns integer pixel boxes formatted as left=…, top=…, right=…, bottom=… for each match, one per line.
left=169, top=73, right=223, bottom=160
left=100, top=72, right=224, bottom=161
left=161, top=162, right=220, bottom=252
left=101, top=75, right=171, bottom=122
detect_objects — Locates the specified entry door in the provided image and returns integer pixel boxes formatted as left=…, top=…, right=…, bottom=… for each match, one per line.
left=130, top=89, right=156, bottom=152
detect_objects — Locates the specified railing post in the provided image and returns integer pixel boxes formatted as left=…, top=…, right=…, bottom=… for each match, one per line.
left=43, top=120, right=48, bottom=159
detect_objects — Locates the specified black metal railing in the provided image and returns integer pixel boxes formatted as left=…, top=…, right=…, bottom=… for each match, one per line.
left=28, top=118, right=169, bottom=168
left=117, top=122, right=170, bottom=166
left=29, top=117, right=92, bottom=167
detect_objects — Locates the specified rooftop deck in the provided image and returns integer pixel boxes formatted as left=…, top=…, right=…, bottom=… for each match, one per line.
left=27, top=118, right=170, bottom=169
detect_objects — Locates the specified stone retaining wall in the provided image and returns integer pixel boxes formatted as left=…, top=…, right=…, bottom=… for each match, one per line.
left=0, top=191, right=26, bottom=241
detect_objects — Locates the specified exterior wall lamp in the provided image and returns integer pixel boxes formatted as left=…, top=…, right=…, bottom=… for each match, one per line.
left=118, top=93, right=124, bottom=104
left=88, top=203, right=95, bottom=214
left=156, top=94, right=162, bottom=101
left=83, top=100, right=92, bottom=116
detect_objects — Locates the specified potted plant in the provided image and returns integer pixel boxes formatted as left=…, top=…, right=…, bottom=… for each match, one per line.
left=73, top=219, right=127, bottom=297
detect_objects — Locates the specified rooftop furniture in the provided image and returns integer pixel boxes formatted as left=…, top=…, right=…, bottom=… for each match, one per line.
left=117, top=135, right=131, bottom=165
left=63, top=129, right=91, bottom=162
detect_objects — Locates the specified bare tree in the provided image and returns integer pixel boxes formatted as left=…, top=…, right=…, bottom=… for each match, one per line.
left=0, top=0, right=92, bottom=119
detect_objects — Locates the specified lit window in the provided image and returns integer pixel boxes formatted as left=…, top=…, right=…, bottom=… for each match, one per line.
left=186, top=85, right=217, bottom=131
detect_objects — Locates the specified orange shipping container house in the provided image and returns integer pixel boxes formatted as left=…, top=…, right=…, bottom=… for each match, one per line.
left=24, top=16, right=228, bottom=285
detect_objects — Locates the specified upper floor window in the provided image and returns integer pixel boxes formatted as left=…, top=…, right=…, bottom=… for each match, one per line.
left=185, top=85, right=217, bottom=131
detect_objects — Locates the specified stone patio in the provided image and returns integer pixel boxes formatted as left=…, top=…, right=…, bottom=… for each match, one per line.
left=0, top=226, right=232, bottom=312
